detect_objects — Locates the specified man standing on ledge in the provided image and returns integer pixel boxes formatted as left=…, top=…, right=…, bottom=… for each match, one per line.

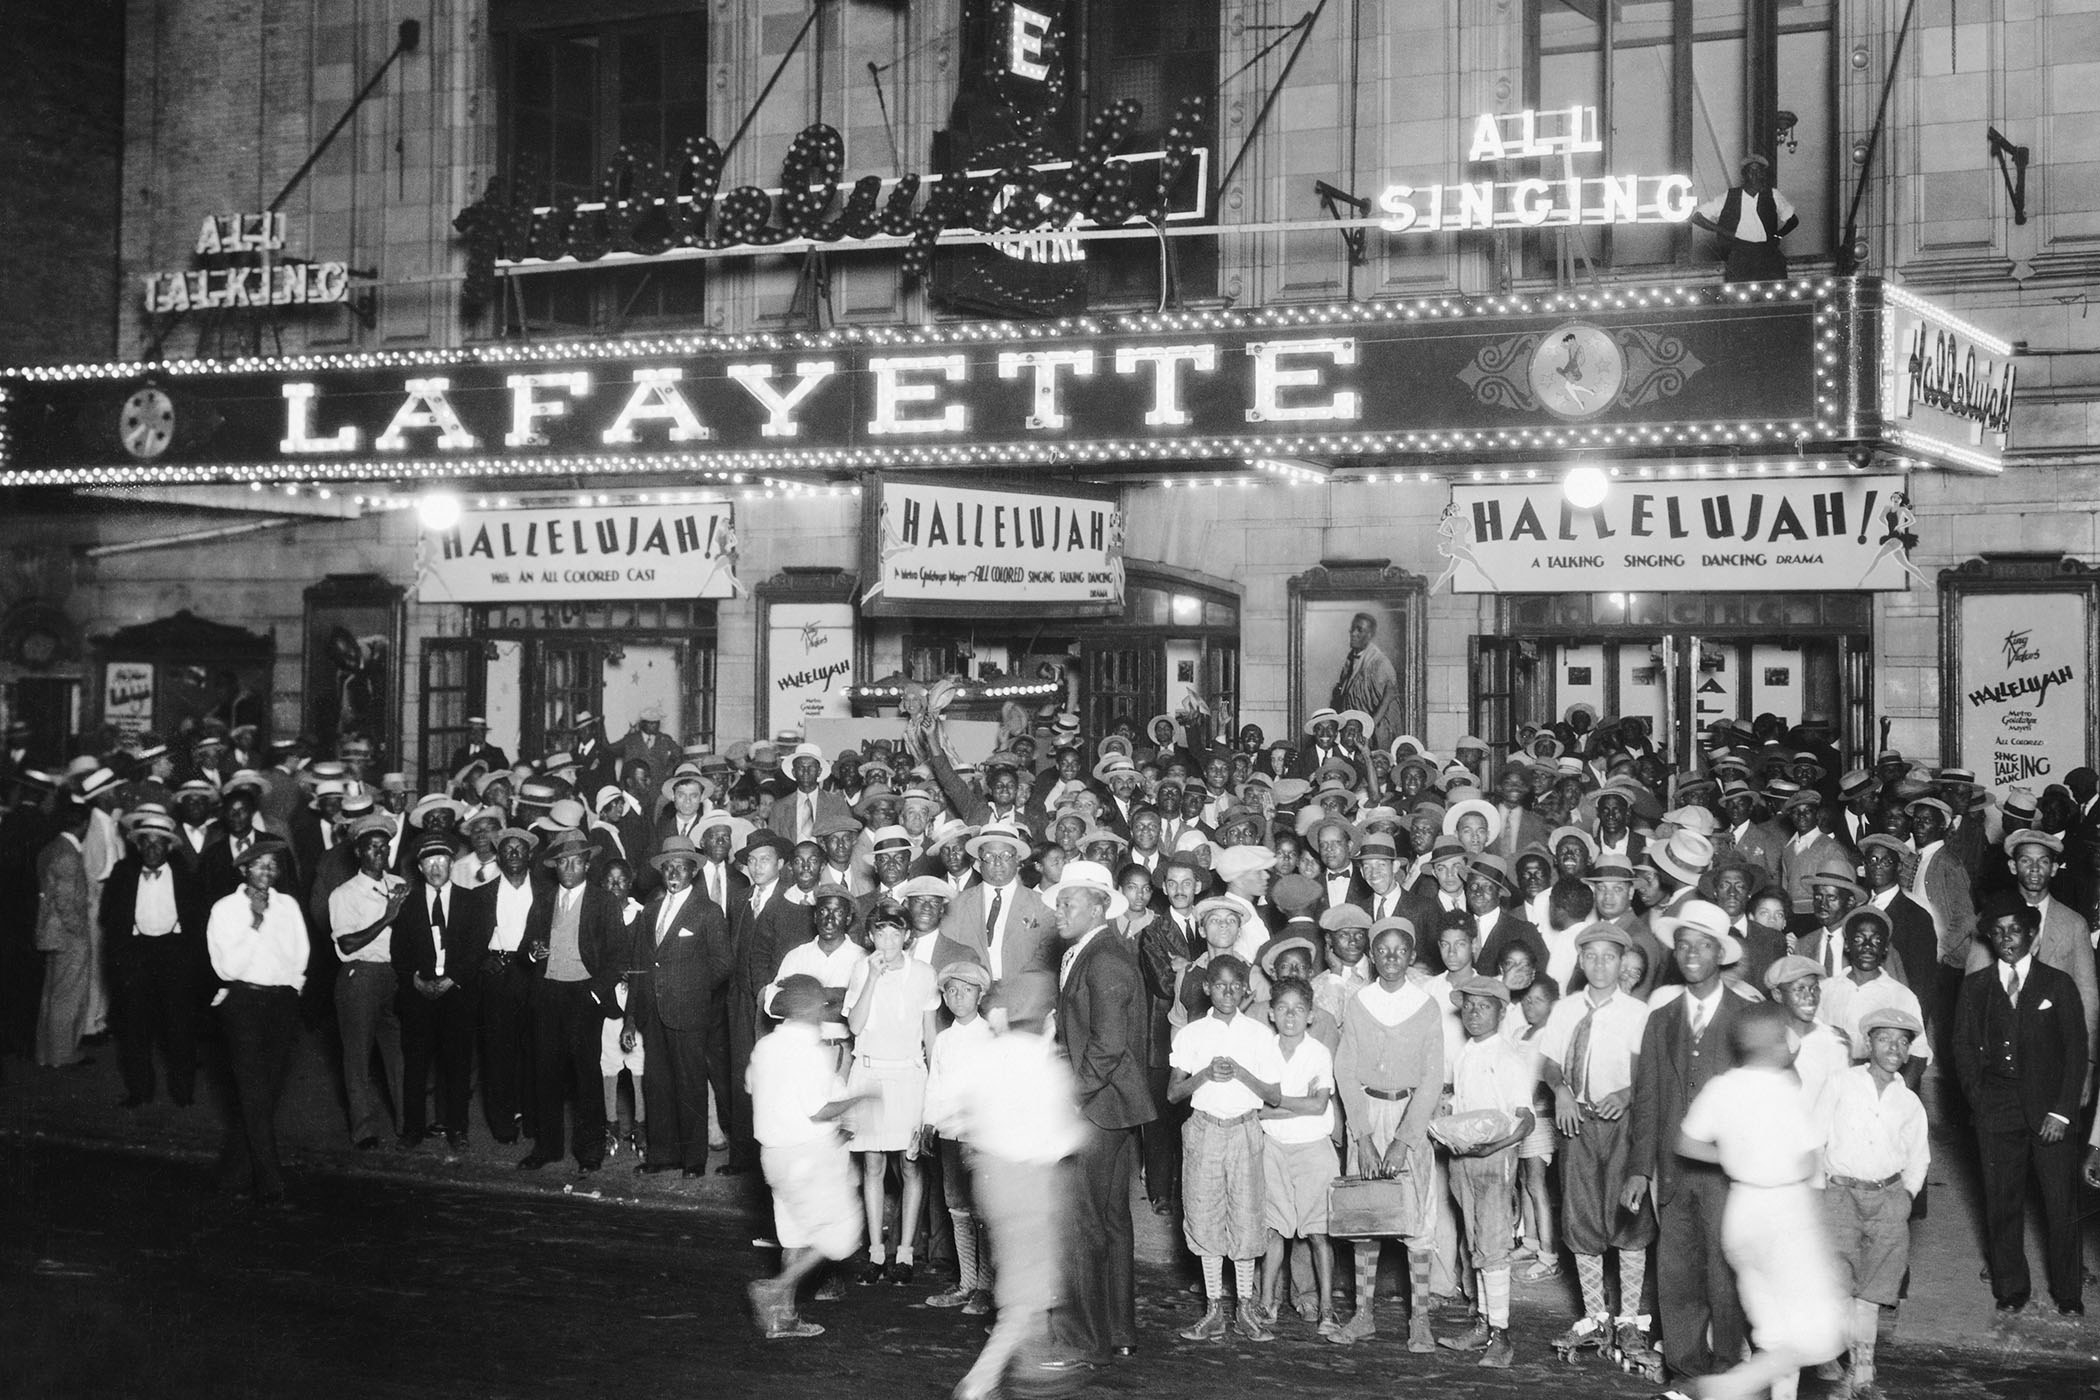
left=1332, top=612, right=1402, bottom=753
left=1691, top=153, right=1798, bottom=284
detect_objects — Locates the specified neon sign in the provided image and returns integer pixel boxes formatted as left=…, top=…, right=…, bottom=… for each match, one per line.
left=1378, top=106, right=1696, bottom=235
left=141, top=212, right=352, bottom=313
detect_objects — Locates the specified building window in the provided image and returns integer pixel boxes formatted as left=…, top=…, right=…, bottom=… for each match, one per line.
left=494, top=6, right=710, bottom=334
left=420, top=638, right=481, bottom=793
left=1525, top=0, right=1833, bottom=272
left=1080, top=0, right=1219, bottom=305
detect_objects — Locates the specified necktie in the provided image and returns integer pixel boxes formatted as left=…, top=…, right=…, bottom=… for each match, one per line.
left=143, top=868, right=162, bottom=881
left=431, top=893, right=447, bottom=977
left=709, top=866, right=724, bottom=907
left=1569, top=1000, right=1599, bottom=1102
left=984, top=887, right=1003, bottom=946
left=657, top=894, right=675, bottom=942
left=801, top=795, right=815, bottom=840
left=1060, top=941, right=1079, bottom=983
left=1689, top=995, right=1709, bottom=1042
left=432, top=893, right=445, bottom=929
left=2006, top=964, right=2022, bottom=1007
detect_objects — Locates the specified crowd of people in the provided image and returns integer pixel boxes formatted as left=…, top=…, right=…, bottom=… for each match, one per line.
left=5, top=697, right=2100, bottom=1398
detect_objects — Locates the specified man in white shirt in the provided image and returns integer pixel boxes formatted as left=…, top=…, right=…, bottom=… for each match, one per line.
left=326, top=814, right=409, bottom=1150
left=207, top=838, right=308, bottom=1205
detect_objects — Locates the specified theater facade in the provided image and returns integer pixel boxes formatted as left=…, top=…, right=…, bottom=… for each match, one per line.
left=4, top=271, right=2070, bottom=803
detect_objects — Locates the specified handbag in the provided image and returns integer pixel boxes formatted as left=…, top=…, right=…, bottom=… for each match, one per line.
left=1327, top=1171, right=1421, bottom=1239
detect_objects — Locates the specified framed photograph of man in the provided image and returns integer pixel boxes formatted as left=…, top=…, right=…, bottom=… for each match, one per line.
left=1287, top=562, right=1427, bottom=749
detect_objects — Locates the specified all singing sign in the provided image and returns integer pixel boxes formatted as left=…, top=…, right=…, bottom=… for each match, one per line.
left=1441, top=474, right=1922, bottom=593
left=419, top=501, right=740, bottom=603
left=861, top=476, right=1123, bottom=618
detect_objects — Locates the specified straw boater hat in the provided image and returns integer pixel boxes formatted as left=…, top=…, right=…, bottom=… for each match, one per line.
left=966, top=819, right=1032, bottom=859
left=783, top=742, right=830, bottom=782
left=1194, top=892, right=1258, bottom=929
left=1337, top=709, right=1374, bottom=735
left=1303, top=707, right=1341, bottom=736
left=1442, top=796, right=1503, bottom=845
left=1651, top=899, right=1743, bottom=965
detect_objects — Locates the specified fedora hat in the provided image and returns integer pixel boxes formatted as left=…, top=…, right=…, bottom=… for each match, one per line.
left=1650, top=829, right=1716, bottom=886
left=650, top=834, right=704, bottom=871
left=966, top=819, right=1032, bottom=859
left=538, top=829, right=593, bottom=866
left=1650, top=899, right=1743, bottom=965
left=1045, top=860, right=1128, bottom=920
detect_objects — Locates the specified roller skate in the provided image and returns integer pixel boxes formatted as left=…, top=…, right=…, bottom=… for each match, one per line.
left=1550, top=1313, right=1610, bottom=1363
left=1609, top=1315, right=1665, bottom=1382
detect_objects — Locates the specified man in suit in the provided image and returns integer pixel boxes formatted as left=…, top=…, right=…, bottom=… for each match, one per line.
left=1094, top=755, right=1146, bottom=839
left=1470, top=854, right=1548, bottom=976
left=1046, top=860, right=1156, bottom=1367
left=1306, top=815, right=1368, bottom=916
left=1970, top=830, right=2100, bottom=1100
left=1955, top=895, right=2089, bottom=1313
left=1625, top=900, right=1758, bottom=1380
left=202, top=788, right=297, bottom=901
left=613, top=705, right=679, bottom=783
left=1295, top=709, right=1344, bottom=778
left=764, top=743, right=853, bottom=846
left=102, top=807, right=209, bottom=1106
left=1491, top=762, right=1552, bottom=863
left=1911, top=795, right=1980, bottom=1061
left=568, top=711, right=619, bottom=799
left=458, top=828, right=541, bottom=1144
left=724, top=831, right=810, bottom=1175
left=1858, top=834, right=1938, bottom=1002
left=392, top=836, right=486, bottom=1151
left=446, top=717, right=511, bottom=783
left=1717, top=781, right=1784, bottom=886
left=929, top=821, right=1058, bottom=985
left=518, top=828, right=626, bottom=1172
left=289, top=778, right=350, bottom=895
left=631, top=833, right=734, bottom=1177
left=35, top=798, right=96, bottom=1069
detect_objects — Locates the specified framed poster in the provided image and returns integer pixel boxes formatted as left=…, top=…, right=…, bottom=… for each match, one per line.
left=304, top=574, right=405, bottom=768
left=1941, top=556, right=2100, bottom=801
left=1286, top=561, right=1426, bottom=751
left=859, top=472, right=1124, bottom=619
left=755, top=569, right=860, bottom=742
left=102, top=661, right=155, bottom=740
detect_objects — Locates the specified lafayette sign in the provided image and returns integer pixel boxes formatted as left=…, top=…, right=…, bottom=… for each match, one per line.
left=1442, top=474, right=1918, bottom=593
left=418, top=501, right=739, bottom=603
left=1, top=291, right=1824, bottom=483
left=861, top=476, right=1123, bottom=618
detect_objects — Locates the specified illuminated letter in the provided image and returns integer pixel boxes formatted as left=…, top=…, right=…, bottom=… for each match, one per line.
left=1596, top=175, right=1639, bottom=225
left=1009, top=4, right=1052, bottom=81
left=1376, top=185, right=1419, bottom=234
left=1653, top=174, right=1697, bottom=222
left=374, top=377, right=477, bottom=451
left=1245, top=339, right=1360, bottom=424
left=997, top=349, right=1095, bottom=431
left=504, top=372, right=591, bottom=447
left=868, top=355, right=968, bottom=435
left=602, top=368, right=712, bottom=444
left=280, top=382, right=359, bottom=454
left=1114, top=344, right=1218, bottom=427
left=1467, top=113, right=1505, bottom=163
left=1512, top=179, right=1553, bottom=227
left=726, top=360, right=837, bottom=438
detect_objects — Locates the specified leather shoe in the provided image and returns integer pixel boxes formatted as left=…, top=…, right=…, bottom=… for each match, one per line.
left=636, top=1161, right=679, bottom=1175
left=2059, top=1300, right=2085, bottom=1316
left=517, top=1152, right=556, bottom=1171
left=681, top=1166, right=707, bottom=1178
left=445, top=1132, right=467, bottom=1152
left=1996, top=1294, right=2030, bottom=1313
left=355, top=1137, right=382, bottom=1152
left=576, top=1159, right=602, bottom=1174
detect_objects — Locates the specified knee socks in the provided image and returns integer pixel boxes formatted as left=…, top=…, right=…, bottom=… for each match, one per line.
left=1353, top=1244, right=1381, bottom=1317
left=1575, top=1253, right=1608, bottom=1319
left=1407, top=1250, right=1433, bottom=1316
left=1202, top=1255, right=1225, bottom=1300
left=1616, top=1251, right=1647, bottom=1326
left=1234, top=1259, right=1257, bottom=1300
left=1481, top=1266, right=1511, bottom=1329
left=950, top=1208, right=981, bottom=1292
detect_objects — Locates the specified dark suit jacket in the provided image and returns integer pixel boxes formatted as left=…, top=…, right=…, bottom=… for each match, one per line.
left=1476, top=911, right=1549, bottom=982
left=764, top=788, right=854, bottom=841
left=520, top=882, right=628, bottom=1016
left=289, top=809, right=335, bottom=896
left=633, top=887, right=733, bottom=1031
left=201, top=830, right=297, bottom=902
left=391, top=878, right=491, bottom=992
left=1628, top=983, right=1757, bottom=1206
left=98, top=856, right=210, bottom=958
left=1953, top=959, right=2087, bottom=1130
left=728, top=882, right=812, bottom=1023
left=1057, top=927, right=1158, bottom=1131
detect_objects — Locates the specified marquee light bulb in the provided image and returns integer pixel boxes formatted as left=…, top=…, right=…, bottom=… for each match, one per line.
left=1563, top=465, right=1610, bottom=510
left=416, top=489, right=463, bottom=532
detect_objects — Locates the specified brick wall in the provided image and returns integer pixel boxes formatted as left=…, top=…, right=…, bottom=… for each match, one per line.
left=0, top=0, right=124, bottom=364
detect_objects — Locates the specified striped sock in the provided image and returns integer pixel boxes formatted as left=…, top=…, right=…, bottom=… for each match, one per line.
left=1617, top=1252, right=1647, bottom=1321
left=1234, top=1258, right=1257, bottom=1298
left=1202, top=1255, right=1225, bottom=1299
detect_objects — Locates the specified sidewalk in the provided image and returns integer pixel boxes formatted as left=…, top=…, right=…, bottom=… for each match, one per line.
left=4, top=1029, right=2097, bottom=1364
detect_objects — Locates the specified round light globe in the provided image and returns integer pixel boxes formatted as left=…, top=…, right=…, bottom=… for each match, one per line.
left=416, top=490, right=463, bottom=532
left=1563, top=466, right=1610, bottom=510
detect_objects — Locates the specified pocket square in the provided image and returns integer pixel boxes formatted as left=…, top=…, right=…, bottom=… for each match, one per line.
left=2038, top=998, right=2053, bottom=1010
left=678, top=929, right=696, bottom=937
